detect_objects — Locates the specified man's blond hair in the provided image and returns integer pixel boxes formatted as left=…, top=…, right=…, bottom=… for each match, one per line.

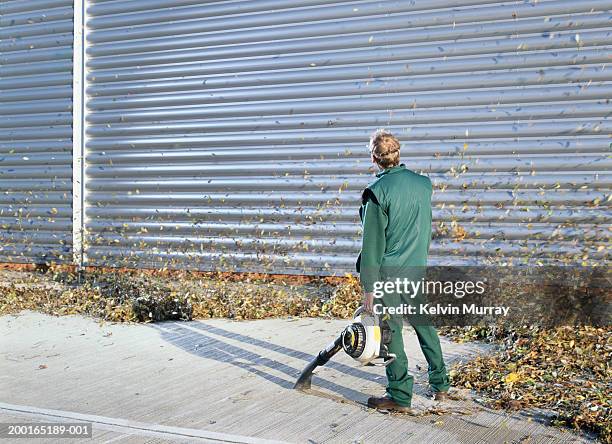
left=369, top=129, right=401, bottom=169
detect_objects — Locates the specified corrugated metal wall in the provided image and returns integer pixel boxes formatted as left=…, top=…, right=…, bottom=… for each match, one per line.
left=0, top=0, right=74, bottom=264
left=82, top=0, right=611, bottom=274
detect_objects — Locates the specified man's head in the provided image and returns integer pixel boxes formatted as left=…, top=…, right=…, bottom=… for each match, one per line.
left=369, top=129, right=401, bottom=170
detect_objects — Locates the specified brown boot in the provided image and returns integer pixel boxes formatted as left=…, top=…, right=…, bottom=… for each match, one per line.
left=367, top=395, right=418, bottom=414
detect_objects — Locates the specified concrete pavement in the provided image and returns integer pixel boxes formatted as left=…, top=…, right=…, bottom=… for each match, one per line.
left=0, top=311, right=593, bottom=443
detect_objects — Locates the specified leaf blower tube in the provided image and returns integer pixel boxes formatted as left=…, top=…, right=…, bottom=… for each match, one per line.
left=293, top=307, right=395, bottom=390
left=293, top=335, right=343, bottom=390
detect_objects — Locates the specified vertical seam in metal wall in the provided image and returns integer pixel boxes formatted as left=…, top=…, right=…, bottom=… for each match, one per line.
left=72, top=0, right=85, bottom=268
left=81, top=0, right=90, bottom=267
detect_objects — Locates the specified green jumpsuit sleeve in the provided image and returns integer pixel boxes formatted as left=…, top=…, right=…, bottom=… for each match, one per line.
left=360, top=195, right=387, bottom=292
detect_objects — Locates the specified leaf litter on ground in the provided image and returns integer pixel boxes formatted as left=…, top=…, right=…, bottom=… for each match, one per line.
left=0, top=268, right=609, bottom=442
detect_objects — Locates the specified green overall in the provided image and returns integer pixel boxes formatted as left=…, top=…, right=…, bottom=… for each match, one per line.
left=356, top=163, right=450, bottom=407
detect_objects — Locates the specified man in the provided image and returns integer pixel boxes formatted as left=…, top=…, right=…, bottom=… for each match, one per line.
left=356, top=129, right=450, bottom=413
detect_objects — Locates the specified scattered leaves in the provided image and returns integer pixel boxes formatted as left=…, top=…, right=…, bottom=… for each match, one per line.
left=451, top=325, right=611, bottom=442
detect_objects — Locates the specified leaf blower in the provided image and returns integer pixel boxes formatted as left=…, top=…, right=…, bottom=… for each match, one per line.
left=293, top=307, right=396, bottom=390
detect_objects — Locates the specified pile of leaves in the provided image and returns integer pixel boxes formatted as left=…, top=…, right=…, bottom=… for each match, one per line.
left=71, top=272, right=193, bottom=321
left=189, top=274, right=360, bottom=320
left=0, top=269, right=362, bottom=322
left=451, top=325, right=611, bottom=443
left=0, top=278, right=135, bottom=321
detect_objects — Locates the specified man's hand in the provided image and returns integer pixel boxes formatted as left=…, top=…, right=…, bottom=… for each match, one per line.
left=362, top=292, right=374, bottom=313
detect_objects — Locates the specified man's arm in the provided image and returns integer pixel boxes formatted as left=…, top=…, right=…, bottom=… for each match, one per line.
left=360, top=192, right=388, bottom=303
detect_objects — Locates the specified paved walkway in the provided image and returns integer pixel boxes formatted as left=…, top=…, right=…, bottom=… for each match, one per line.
left=0, top=311, right=592, bottom=443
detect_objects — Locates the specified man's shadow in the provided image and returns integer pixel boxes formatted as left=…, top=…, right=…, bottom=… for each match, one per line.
left=150, top=320, right=383, bottom=404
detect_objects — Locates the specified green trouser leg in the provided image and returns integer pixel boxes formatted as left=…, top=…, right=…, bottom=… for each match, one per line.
left=412, top=323, right=450, bottom=394
left=379, top=294, right=450, bottom=407
left=383, top=308, right=414, bottom=406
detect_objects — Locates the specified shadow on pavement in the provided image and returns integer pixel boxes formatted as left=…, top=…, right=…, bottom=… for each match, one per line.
left=150, top=321, right=377, bottom=404
left=188, top=321, right=382, bottom=382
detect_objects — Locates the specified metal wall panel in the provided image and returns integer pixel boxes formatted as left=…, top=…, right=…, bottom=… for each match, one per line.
left=84, top=0, right=612, bottom=274
left=0, top=0, right=73, bottom=264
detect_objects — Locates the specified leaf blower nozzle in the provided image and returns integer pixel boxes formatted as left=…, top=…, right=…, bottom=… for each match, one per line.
left=293, top=335, right=343, bottom=390
left=293, top=307, right=395, bottom=390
